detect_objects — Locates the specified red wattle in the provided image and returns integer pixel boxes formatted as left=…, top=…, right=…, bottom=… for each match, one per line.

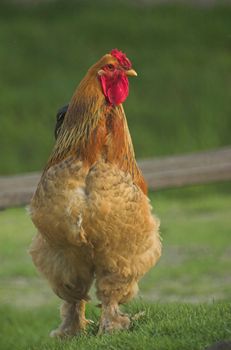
left=99, top=72, right=129, bottom=105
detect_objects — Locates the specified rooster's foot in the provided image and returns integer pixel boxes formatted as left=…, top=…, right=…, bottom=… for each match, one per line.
left=50, top=300, right=92, bottom=338
left=98, top=307, right=130, bottom=334
left=50, top=318, right=93, bottom=338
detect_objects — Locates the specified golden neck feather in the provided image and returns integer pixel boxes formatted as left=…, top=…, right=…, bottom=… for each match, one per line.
left=46, top=72, right=105, bottom=169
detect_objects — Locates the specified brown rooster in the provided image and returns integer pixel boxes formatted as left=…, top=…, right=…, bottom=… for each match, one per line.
left=29, top=49, right=161, bottom=336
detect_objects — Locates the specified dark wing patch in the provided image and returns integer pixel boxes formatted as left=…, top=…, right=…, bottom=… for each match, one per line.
left=54, top=104, right=69, bottom=139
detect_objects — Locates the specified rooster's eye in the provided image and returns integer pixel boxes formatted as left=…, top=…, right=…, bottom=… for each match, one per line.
left=107, top=64, right=115, bottom=70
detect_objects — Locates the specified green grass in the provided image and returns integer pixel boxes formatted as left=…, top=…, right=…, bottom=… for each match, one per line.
left=1, top=1, right=231, bottom=174
left=144, top=184, right=231, bottom=302
left=1, top=302, right=231, bottom=350
left=0, top=183, right=231, bottom=349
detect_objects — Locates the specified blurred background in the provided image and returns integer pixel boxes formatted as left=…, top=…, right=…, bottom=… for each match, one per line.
left=1, top=0, right=231, bottom=174
left=0, top=0, right=231, bottom=341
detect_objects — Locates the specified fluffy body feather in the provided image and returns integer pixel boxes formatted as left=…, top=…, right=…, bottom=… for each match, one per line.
left=29, top=49, right=161, bottom=336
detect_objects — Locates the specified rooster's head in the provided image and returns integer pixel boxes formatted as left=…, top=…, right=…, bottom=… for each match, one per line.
left=89, top=49, right=137, bottom=106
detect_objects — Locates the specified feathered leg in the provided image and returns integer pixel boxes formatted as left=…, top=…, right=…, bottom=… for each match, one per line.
left=86, top=162, right=161, bottom=333
left=30, top=234, right=94, bottom=337
left=96, top=274, right=138, bottom=333
left=50, top=300, right=91, bottom=338
left=98, top=303, right=130, bottom=334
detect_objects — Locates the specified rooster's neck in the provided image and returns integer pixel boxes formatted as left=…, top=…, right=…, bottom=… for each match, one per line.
left=44, top=77, right=147, bottom=194
left=45, top=75, right=104, bottom=168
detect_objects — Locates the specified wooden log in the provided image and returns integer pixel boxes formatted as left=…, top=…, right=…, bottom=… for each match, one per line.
left=0, top=173, right=40, bottom=209
left=139, top=146, right=231, bottom=189
left=0, top=146, right=231, bottom=209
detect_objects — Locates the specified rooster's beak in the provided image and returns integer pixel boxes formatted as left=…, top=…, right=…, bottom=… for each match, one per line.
left=126, top=69, right=137, bottom=77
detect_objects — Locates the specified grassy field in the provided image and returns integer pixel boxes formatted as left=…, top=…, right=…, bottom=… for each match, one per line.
left=1, top=1, right=231, bottom=174
left=0, top=183, right=231, bottom=349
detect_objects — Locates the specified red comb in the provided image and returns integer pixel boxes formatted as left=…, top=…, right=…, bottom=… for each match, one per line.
left=110, top=49, right=132, bottom=70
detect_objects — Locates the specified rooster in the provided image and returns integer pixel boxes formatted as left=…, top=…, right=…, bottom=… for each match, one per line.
left=29, top=49, right=161, bottom=336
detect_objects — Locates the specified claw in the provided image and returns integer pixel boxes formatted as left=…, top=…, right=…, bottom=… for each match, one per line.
left=131, top=310, right=145, bottom=321
left=86, top=319, right=94, bottom=324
